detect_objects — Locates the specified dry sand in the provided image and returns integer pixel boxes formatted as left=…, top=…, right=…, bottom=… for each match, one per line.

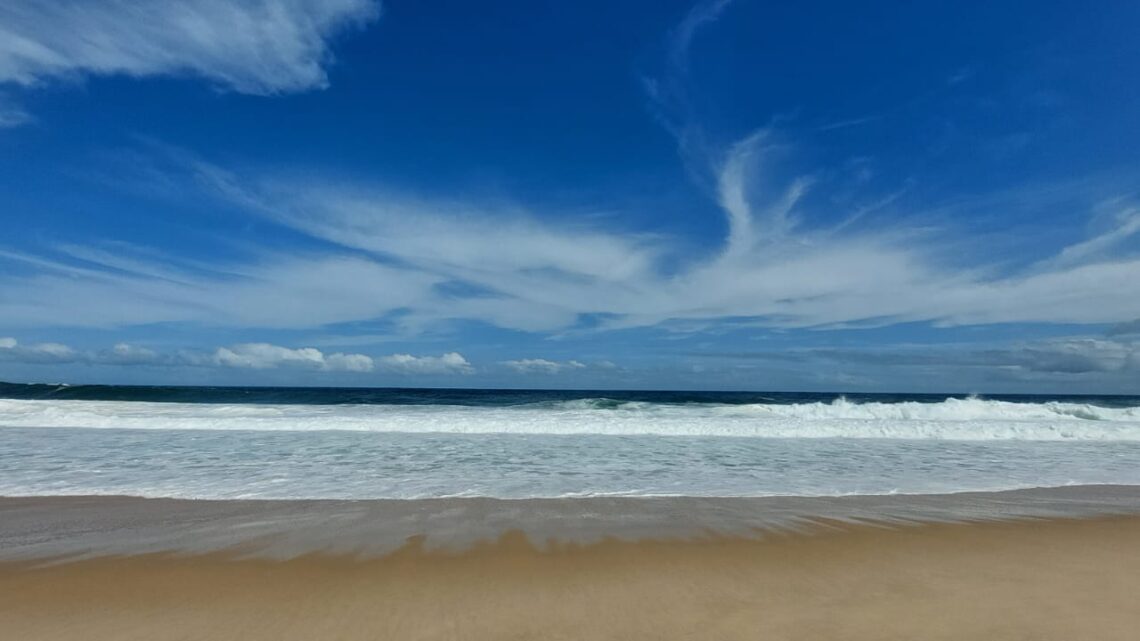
left=3, top=514, right=1140, bottom=640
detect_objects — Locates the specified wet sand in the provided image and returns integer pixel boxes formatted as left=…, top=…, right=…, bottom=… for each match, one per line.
left=2, top=490, right=1140, bottom=640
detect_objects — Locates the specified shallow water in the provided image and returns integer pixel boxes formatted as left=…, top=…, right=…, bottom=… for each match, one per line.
left=2, top=427, right=1140, bottom=499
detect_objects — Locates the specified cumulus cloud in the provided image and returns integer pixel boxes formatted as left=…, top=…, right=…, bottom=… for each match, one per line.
left=0, top=337, right=76, bottom=363
left=207, top=345, right=476, bottom=374
left=324, top=352, right=375, bottom=373
left=0, top=338, right=478, bottom=376
left=98, top=342, right=162, bottom=366
left=0, top=0, right=379, bottom=94
left=214, top=343, right=339, bottom=370
left=376, top=352, right=473, bottom=375
left=501, top=359, right=587, bottom=375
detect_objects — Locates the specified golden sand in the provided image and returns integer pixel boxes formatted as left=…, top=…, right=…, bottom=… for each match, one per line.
left=3, top=516, right=1139, bottom=640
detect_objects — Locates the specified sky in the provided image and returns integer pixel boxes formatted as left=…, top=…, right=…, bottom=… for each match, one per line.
left=1, top=0, right=1139, bottom=393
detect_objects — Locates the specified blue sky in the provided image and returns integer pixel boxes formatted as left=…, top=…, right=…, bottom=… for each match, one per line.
left=1, top=0, right=1139, bottom=392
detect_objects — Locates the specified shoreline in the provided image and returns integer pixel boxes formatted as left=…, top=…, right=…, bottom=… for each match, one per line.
left=4, top=487, right=1140, bottom=639
left=3, top=512, right=1139, bottom=640
left=4, top=484, right=1140, bottom=560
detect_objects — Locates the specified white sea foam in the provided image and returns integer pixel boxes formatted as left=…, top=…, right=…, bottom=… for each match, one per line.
left=4, top=397, right=1140, bottom=499
left=2, top=397, right=1140, bottom=440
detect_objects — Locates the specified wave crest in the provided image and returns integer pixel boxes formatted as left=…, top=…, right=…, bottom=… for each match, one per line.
left=3, top=396, right=1140, bottom=440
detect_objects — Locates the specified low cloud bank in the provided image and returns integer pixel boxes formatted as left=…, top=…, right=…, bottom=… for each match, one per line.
left=0, top=338, right=472, bottom=375
left=501, top=358, right=587, bottom=375
left=703, top=336, right=1140, bottom=376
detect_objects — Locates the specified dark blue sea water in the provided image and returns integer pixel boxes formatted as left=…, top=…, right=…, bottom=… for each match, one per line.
left=2, top=381, right=1137, bottom=408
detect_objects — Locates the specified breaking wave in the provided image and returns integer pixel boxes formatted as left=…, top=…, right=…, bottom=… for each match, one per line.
left=2, top=396, right=1140, bottom=440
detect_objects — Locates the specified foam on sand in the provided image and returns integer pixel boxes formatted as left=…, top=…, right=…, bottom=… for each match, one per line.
left=3, top=493, right=1140, bottom=641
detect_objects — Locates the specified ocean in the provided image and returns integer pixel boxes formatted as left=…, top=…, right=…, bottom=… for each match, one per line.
left=2, top=382, right=1139, bottom=500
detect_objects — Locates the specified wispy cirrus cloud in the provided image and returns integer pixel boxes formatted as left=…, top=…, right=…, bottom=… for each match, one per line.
left=0, top=0, right=380, bottom=125
left=0, top=0, right=379, bottom=93
left=154, top=142, right=957, bottom=334
left=0, top=92, right=31, bottom=127
left=2, top=134, right=1140, bottom=338
left=1, top=0, right=1138, bottom=348
left=0, top=248, right=437, bottom=329
left=1039, top=200, right=1140, bottom=270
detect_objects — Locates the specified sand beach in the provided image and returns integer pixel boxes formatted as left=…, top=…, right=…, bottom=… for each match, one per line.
left=3, top=489, right=1140, bottom=640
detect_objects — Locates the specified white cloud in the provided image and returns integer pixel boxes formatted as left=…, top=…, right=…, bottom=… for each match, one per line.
left=243, top=177, right=661, bottom=294
left=100, top=342, right=162, bottom=365
left=0, top=337, right=77, bottom=363
left=1044, top=202, right=1140, bottom=269
left=0, top=337, right=481, bottom=376
left=501, top=358, right=587, bottom=375
left=1, top=338, right=176, bottom=367
left=0, top=250, right=438, bottom=329
left=324, top=352, right=375, bottom=373
left=213, top=343, right=372, bottom=372
left=1002, top=338, right=1136, bottom=374
left=669, top=0, right=734, bottom=75
left=376, top=352, right=473, bottom=375
left=3, top=148, right=1140, bottom=337
left=0, top=0, right=379, bottom=95
left=214, top=343, right=325, bottom=369
left=0, top=0, right=1138, bottom=343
